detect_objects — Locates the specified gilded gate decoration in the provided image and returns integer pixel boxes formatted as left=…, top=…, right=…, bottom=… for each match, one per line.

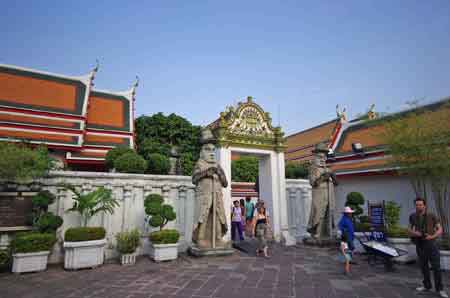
left=208, top=96, right=286, bottom=152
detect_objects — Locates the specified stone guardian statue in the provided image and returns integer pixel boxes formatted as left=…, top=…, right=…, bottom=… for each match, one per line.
left=191, top=129, right=229, bottom=249
left=307, top=143, right=338, bottom=240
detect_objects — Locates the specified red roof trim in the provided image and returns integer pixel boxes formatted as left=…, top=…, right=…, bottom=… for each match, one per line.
left=0, top=122, right=83, bottom=135
left=0, top=106, right=85, bottom=121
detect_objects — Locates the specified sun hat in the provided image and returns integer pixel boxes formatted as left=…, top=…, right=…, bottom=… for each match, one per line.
left=343, top=206, right=355, bottom=213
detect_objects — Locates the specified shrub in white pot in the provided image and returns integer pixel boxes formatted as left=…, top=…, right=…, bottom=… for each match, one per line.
left=387, top=225, right=416, bottom=263
left=63, top=185, right=119, bottom=270
left=11, top=232, right=56, bottom=273
left=145, top=194, right=180, bottom=262
left=115, top=229, right=141, bottom=265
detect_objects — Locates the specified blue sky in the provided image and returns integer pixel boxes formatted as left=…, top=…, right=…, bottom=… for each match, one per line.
left=2, top=1, right=450, bottom=135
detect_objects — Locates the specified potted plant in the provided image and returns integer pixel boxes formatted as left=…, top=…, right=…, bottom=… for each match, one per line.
left=10, top=191, right=63, bottom=273
left=63, top=185, right=119, bottom=270
left=144, top=194, right=179, bottom=261
left=115, top=229, right=141, bottom=265
left=385, top=201, right=416, bottom=263
left=11, top=232, right=56, bottom=273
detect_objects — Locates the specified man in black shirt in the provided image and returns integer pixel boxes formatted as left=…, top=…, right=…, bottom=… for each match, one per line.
left=408, top=197, right=447, bottom=298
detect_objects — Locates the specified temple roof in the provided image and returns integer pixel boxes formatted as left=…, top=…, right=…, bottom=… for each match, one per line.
left=285, top=118, right=341, bottom=163
left=328, top=97, right=450, bottom=176
left=0, top=63, right=136, bottom=166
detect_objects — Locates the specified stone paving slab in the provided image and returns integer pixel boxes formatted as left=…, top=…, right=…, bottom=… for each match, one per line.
left=0, top=244, right=449, bottom=298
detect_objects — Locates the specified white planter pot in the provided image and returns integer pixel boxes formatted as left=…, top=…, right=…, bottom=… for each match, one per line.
left=120, top=253, right=136, bottom=265
left=388, top=237, right=417, bottom=264
left=12, top=251, right=50, bottom=273
left=150, top=243, right=178, bottom=262
left=64, top=239, right=106, bottom=270
left=440, top=250, right=450, bottom=271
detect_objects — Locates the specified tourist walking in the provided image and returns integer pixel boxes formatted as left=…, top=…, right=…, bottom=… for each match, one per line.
left=253, top=206, right=270, bottom=257
left=339, top=232, right=352, bottom=275
left=240, top=198, right=246, bottom=228
left=244, top=197, right=255, bottom=237
left=231, top=200, right=244, bottom=242
left=338, top=207, right=355, bottom=252
left=409, top=197, right=447, bottom=298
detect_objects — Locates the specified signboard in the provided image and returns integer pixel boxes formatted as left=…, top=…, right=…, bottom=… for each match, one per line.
left=368, top=201, right=385, bottom=231
left=0, top=192, right=33, bottom=227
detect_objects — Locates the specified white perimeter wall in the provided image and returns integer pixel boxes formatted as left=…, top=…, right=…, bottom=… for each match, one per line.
left=335, top=175, right=417, bottom=226
left=0, top=171, right=312, bottom=264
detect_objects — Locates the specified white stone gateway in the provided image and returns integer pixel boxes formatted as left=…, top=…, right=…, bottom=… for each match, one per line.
left=208, top=96, right=297, bottom=245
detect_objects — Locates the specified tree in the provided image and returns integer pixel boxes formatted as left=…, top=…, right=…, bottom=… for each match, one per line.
left=134, top=113, right=201, bottom=174
left=0, top=143, right=53, bottom=183
left=231, top=156, right=259, bottom=182
left=382, top=104, right=450, bottom=236
left=65, top=185, right=120, bottom=227
left=345, top=192, right=365, bottom=223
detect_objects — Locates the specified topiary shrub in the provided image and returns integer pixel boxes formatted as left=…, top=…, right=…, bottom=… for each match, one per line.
left=149, top=229, right=180, bottom=245
left=11, top=232, right=56, bottom=253
left=114, top=152, right=147, bottom=174
left=64, top=227, right=106, bottom=242
left=35, top=213, right=63, bottom=233
left=30, top=190, right=63, bottom=233
left=146, top=153, right=170, bottom=175
left=144, top=193, right=178, bottom=244
left=345, top=192, right=365, bottom=222
left=105, top=147, right=135, bottom=170
left=116, top=229, right=141, bottom=254
left=354, top=222, right=371, bottom=232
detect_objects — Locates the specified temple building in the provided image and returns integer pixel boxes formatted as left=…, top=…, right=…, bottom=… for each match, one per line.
left=285, top=97, right=450, bottom=225
left=0, top=64, right=136, bottom=171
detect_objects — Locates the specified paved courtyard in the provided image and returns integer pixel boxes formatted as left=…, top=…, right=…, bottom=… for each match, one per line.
left=1, top=244, right=448, bottom=298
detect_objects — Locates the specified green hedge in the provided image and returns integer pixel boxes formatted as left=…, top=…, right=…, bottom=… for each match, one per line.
left=386, top=226, right=409, bottom=238
left=64, top=227, right=106, bottom=242
left=354, top=222, right=371, bottom=232
left=105, top=147, right=135, bottom=170
left=146, top=153, right=170, bottom=175
left=114, top=152, right=147, bottom=174
left=149, top=229, right=180, bottom=244
left=11, top=233, right=56, bottom=253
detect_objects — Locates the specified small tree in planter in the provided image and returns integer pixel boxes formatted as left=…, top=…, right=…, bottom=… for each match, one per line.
left=11, top=191, right=63, bottom=273
left=115, top=229, right=141, bottom=265
left=63, top=185, right=119, bottom=270
left=384, top=200, right=416, bottom=263
left=144, top=194, right=179, bottom=261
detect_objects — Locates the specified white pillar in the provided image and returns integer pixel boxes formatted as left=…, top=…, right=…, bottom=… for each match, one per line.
left=216, top=146, right=232, bottom=241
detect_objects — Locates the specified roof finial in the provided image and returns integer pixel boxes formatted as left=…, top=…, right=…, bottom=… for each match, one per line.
left=131, top=75, right=139, bottom=98
left=336, top=104, right=347, bottom=122
left=367, top=104, right=376, bottom=120
left=89, top=59, right=100, bottom=86
left=247, top=96, right=253, bottom=103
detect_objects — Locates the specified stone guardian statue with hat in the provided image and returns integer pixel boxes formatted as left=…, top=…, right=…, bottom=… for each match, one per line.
left=306, top=142, right=338, bottom=241
left=190, top=128, right=233, bottom=255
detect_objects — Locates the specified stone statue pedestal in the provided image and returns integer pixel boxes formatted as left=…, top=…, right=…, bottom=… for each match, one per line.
left=188, top=245, right=234, bottom=257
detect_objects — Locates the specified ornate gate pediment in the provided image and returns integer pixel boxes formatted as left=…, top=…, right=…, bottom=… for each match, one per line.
left=208, top=96, right=286, bottom=151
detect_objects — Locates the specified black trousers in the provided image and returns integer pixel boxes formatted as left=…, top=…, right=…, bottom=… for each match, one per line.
left=416, top=240, right=442, bottom=291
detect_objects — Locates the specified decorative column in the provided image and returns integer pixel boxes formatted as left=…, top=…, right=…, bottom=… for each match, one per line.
left=216, top=146, right=232, bottom=241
